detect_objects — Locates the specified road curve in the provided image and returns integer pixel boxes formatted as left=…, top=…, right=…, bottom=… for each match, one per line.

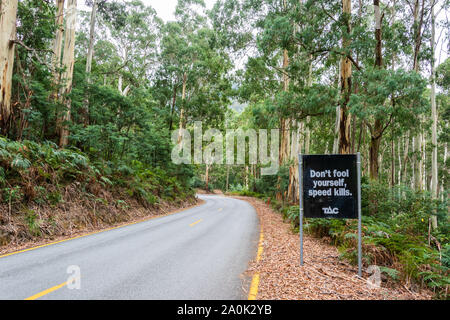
left=0, top=195, right=260, bottom=300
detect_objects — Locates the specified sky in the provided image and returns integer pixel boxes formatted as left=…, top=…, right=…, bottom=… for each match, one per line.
left=78, top=0, right=216, bottom=22
left=146, top=0, right=216, bottom=22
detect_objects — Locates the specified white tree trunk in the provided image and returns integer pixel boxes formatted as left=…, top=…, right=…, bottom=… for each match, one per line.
left=430, top=0, right=438, bottom=228
left=58, top=0, right=77, bottom=147
left=412, top=136, right=416, bottom=189
left=52, top=0, right=65, bottom=86
left=0, top=0, right=18, bottom=132
left=85, top=0, right=97, bottom=75
left=177, top=72, right=187, bottom=143
left=333, top=106, right=340, bottom=154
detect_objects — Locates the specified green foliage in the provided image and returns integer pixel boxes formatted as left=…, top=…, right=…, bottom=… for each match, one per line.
left=0, top=136, right=193, bottom=208
left=24, top=210, right=42, bottom=237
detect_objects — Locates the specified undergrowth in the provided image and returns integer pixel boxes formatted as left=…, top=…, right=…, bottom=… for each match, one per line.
left=0, top=137, right=195, bottom=244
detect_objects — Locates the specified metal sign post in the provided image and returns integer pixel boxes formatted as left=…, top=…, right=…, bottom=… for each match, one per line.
left=299, top=155, right=304, bottom=266
left=298, top=153, right=362, bottom=277
left=357, top=152, right=362, bottom=278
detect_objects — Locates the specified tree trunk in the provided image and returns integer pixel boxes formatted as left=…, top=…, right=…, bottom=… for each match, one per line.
left=226, top=165, right=230, bottom=192
left=287, top=121, right=301, bottom=203
left=52, top=0, right=65, bottom=93
left=178, top=72, right=187, bottom=144
left=430, top=0, right=438, bottom=229
left=391, top=139, right=395, bottom=187
left=338, top=0, right=352, bottom=155
left=205, top=165, right=210, bottom=191
left=304, top=54, right=313, bottom=155
left=412, top=0, right=425, bottom=190
left=333, top=106, right=340, bottom=154
left=58, top=0, right=77, bottom=147
left=85, top=0, right=97, bottom=75
left=411, top=136, right=416, bottom=189
left=169, top=85, right=177, bottom=131
left=368, top=0, right=385, bottom=180
left=403, top=133, right=410, bottom=184
left=398, top=137, right=402, bottom=187
left=279, top=47, right=291, bottom=166
left=370, top=120, right=383, bottom=180
left=277, top=29, right=290, bottom=201
left=414, top=134, right=423, bottom=190
left=83, top=0, right=97, bottom=126
left=0, top=0, right=18, bottom=134
left=374, top=0, right=383, bottom=68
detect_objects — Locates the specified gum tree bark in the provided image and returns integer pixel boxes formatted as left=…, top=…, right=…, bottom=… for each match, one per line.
left=430, top=0, right=438, bottom=229
left=58, top=0, right=77, bottom=147
left=412, top=0, right=425, bottom=190
left=83, top=0, right=97, bottom=125
left=369, top=0, right=383, bottom=180
left=52, top=0, right=65, bottom=89
left=177, top=72, right=187, bottom=144
left=277, top=0, right=290, bottom=201
left=0, top=0, right=18, bottom=134
left=85, top=0, right=97, bottom=76
left=338, top=0, right=352, bottom=154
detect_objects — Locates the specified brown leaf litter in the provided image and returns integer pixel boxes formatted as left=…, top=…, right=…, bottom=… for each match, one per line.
left=234, top=196, right=433, bottom=300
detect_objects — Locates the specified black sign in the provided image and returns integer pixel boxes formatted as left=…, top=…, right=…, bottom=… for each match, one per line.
left=301, top=155, right=358, bottom=219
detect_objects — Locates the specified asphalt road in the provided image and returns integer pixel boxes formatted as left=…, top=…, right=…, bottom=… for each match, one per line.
left=0, top=195, right=260, bottom=300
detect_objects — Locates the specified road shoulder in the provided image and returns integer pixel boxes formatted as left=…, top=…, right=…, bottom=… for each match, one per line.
left=233, top=196, right=432, bottom=300
left=0, top=198, right=205, bottom=258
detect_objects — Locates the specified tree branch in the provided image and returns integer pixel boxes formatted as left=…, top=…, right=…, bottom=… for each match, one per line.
left=11, top=39, right=53, bottom=69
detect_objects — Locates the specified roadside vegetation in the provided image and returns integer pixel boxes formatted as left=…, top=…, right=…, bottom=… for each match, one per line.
left=0, top=136, right=195, bottom=247
left=228, top=179, right=449, bottom=299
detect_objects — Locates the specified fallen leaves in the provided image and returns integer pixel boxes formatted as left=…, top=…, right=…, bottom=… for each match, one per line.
left=236, top=196, right=432, bottom=300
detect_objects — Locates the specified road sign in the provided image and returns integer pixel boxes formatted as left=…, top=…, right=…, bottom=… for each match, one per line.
left=302, top=155, right=358, bottom=219
left=299, top=154, right=362, bottom=277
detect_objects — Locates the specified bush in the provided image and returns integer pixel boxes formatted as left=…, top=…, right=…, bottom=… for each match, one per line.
left=0, top=136, right=195, bottom=207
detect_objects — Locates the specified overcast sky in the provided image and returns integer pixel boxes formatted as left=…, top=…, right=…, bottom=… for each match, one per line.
left=78, top=0, right=216, bottom=22
left=147, top=0, right=216, bottom=21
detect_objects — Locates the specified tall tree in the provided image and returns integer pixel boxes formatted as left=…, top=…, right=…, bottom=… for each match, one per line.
left=58, top=0, right=77, bottom=147
left=411, top=0, right=426, bottom=190
left=339, top=0, right=352, bottom=154
left=369, top=0, right=384, bottom=179
left=83, top=0, right=98, bottom=125
left=430, top=0, right=438, bottom=229
left=51, top=0, right=65, bottom=91
left=85, top=0, right=97, bottom=76
left=0, top=0, right=18, bottom=134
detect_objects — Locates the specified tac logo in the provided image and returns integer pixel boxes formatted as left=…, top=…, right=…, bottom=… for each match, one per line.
left=322, top=207, right=339, bottom=215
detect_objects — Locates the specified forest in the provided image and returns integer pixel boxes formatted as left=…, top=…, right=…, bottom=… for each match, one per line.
left=0, top=0, right=448, bottom=298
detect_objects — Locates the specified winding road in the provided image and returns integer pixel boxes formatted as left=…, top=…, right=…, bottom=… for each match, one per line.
left=0, top=195, right=260, bottom=300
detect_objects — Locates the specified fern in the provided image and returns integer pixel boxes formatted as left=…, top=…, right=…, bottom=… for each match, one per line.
left=11, top=156, right=31, bottom=170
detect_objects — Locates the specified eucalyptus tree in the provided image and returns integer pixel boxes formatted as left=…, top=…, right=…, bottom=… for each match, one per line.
left=0, top=0, right=18, bottom=134
left=156, top=0, right=233, bottom=137
left=79, top=0, right=161, bottom=96
left=51, top=0, right=64, bottom=94
left=57, top=0, right=77, bottom=147
left=10, top=0, right=58, bottom=141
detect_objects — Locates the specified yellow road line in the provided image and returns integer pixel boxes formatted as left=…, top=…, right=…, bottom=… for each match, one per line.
left=218, top=208, right=223, bottom=212
left=248, top=273, right=260, bottom=300
left=189, top=219, right=203, bottom=227
left=248, top=229, right=264, bottom=301
left=0, top=202, right=205, bottom=260
left=25, top=281, right=67, bottom=300
left=256, top=233, right=264, bottom=262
